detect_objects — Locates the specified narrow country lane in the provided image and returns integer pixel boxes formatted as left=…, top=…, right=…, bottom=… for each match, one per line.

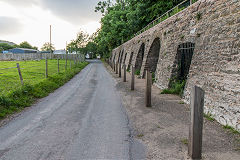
left=0, top=60, right=145, bottom=160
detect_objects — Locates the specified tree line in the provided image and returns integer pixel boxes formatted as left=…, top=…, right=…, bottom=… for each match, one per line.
left=93, top=0, right=185, bottom=58
left=60, top=0, right=185, bottom=58
left=0, top=41, right=38, bottom=53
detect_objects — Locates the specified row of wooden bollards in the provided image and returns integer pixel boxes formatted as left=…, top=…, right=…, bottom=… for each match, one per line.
left=108, top=61, right=152, bottom=107
left=107, top=59, right=205, bottom=160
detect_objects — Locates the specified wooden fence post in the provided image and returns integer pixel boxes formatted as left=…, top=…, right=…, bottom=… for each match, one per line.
left=188, top=86, right=205, bottom=159
left=123, top=64, right=126, bottom=82
left=16, top=63, right=24, bottom=85
left=145, top=69, right=152, bottom=107
left=119, top=63, right=121, bottom=77
left=57, top=59, right=60, bottom=73
left=65, top=54, right=68, bottom=71
left=76, top=55, right=78, bottom=65
left=45, top=58, right=48, bottom=78
left=70, top=56, right=72, bottom=71
left=131, top=66, right=135, bottom=90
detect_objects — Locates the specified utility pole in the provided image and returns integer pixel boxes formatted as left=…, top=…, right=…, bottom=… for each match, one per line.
left=65, top=41, right=68, bottom=71
left=50, top=25, right=52, bottom=59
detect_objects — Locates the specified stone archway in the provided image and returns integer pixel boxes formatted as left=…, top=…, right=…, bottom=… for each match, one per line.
left=113, top=53, right=116, bottom=63
left=144, top=38, right=160, bottom=76
left=127, top=52, right=134, bottom=70
left=123, top=52, right=127, bottom=64
left=170, top=42, right=195, bottom=84
left=119, top=50, right=124, bottom=63
left=135, top=43, right=145, bottom=72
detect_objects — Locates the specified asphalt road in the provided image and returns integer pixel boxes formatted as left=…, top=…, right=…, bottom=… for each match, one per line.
left=0, top=60, right=145, bottom=160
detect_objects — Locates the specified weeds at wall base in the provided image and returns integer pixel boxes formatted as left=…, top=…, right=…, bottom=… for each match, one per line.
left=223, top=125, right=240, bottom=135
left=161, top=80, right=186, bottom=96
left=0, top=62, right=89, bottom=120
left=204, top=113, right=215, bottom=122
left=135, top=69, right=140, bottom=75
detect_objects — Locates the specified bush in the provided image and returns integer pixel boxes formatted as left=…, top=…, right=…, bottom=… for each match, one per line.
left=152, top=72, right=156, bottom=83
left=135, top=69, right=140, bottom=75
left=161, top=80, right=186, bottom=96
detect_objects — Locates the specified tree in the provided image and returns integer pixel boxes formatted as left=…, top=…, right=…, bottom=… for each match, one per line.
left=41, top=42, right=55, bottom=52
left=83, top=42, right=98, bottom=56
left=67, top=30, right=89, bottom=53
left=0, top=47, right=3, bottom=53
left=19, top=41, right=38, bottom=50
left=0, top=43, right=16, bottom=51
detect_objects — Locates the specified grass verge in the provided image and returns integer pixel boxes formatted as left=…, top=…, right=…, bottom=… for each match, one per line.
left=0, top=62, right=89, bottom=119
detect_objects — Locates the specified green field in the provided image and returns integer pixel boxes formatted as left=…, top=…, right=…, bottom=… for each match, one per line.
left=0, top=59, right=88, bottom=119
left=0, top=59, right=77, bottom=95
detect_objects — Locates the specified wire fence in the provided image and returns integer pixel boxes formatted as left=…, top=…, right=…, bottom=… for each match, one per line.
left=132, top=0, right=198, bottom=38
left=0, top=54, right=85, bottom=96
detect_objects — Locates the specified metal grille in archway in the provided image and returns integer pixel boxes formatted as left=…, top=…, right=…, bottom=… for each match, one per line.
left=177, top=42, right=195, bottom=81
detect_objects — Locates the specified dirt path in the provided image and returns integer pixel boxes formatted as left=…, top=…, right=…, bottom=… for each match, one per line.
left=105, top=64, right=240, bottom=160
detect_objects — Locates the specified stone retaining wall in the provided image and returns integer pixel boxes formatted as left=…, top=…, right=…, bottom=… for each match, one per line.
left=111, top=0, right=240, bottom=131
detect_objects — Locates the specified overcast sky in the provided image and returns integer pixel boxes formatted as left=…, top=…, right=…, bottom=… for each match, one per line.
left=0, top=0, right=102, bottom=49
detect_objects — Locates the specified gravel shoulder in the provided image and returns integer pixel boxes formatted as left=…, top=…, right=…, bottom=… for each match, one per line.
left=105, top=63, right=240, bottom=160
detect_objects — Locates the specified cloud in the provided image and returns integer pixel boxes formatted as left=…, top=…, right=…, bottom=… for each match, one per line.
left=39, top=0, right=101, bottom=25
left=0, top=0, right=38, bottom=7
left=2, top=0, right=102, bottom=25
left=0, top=17, right=23, bottom=36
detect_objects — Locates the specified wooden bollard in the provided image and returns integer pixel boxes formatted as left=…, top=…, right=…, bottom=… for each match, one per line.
left=145, top=69, right=152, bottom=107
left=16, top=63, right=24, bottom=85
left=188, top=86, right=205, bottom=159
left=131, top=66, right=135, bottom=90
left=119, top=63, right=121, bottom=78
left=45, top=58, right=48, bottom=78
left=123, top=64, right=126, bottom=82
left=116, top=62, right=118, bottom=74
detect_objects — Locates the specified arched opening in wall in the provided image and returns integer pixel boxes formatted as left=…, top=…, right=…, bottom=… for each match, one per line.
left=119, top=50, right=124, bottom=63
left=113, top=53, right=116, bottom=62
left=177, top=42, right=195, bottom=81
left=123, top=52, right=127, bottom=64
left=167, top=42, right=195, bottom=95
left=135, top=43, right=145, bottom=75
left=144, top=38, right=160, bottom=78
left=127, top=52, right=134, bottom=71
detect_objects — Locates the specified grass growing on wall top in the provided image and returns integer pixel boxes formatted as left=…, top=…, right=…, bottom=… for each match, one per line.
left=0, top=60, right=88, bottom=119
